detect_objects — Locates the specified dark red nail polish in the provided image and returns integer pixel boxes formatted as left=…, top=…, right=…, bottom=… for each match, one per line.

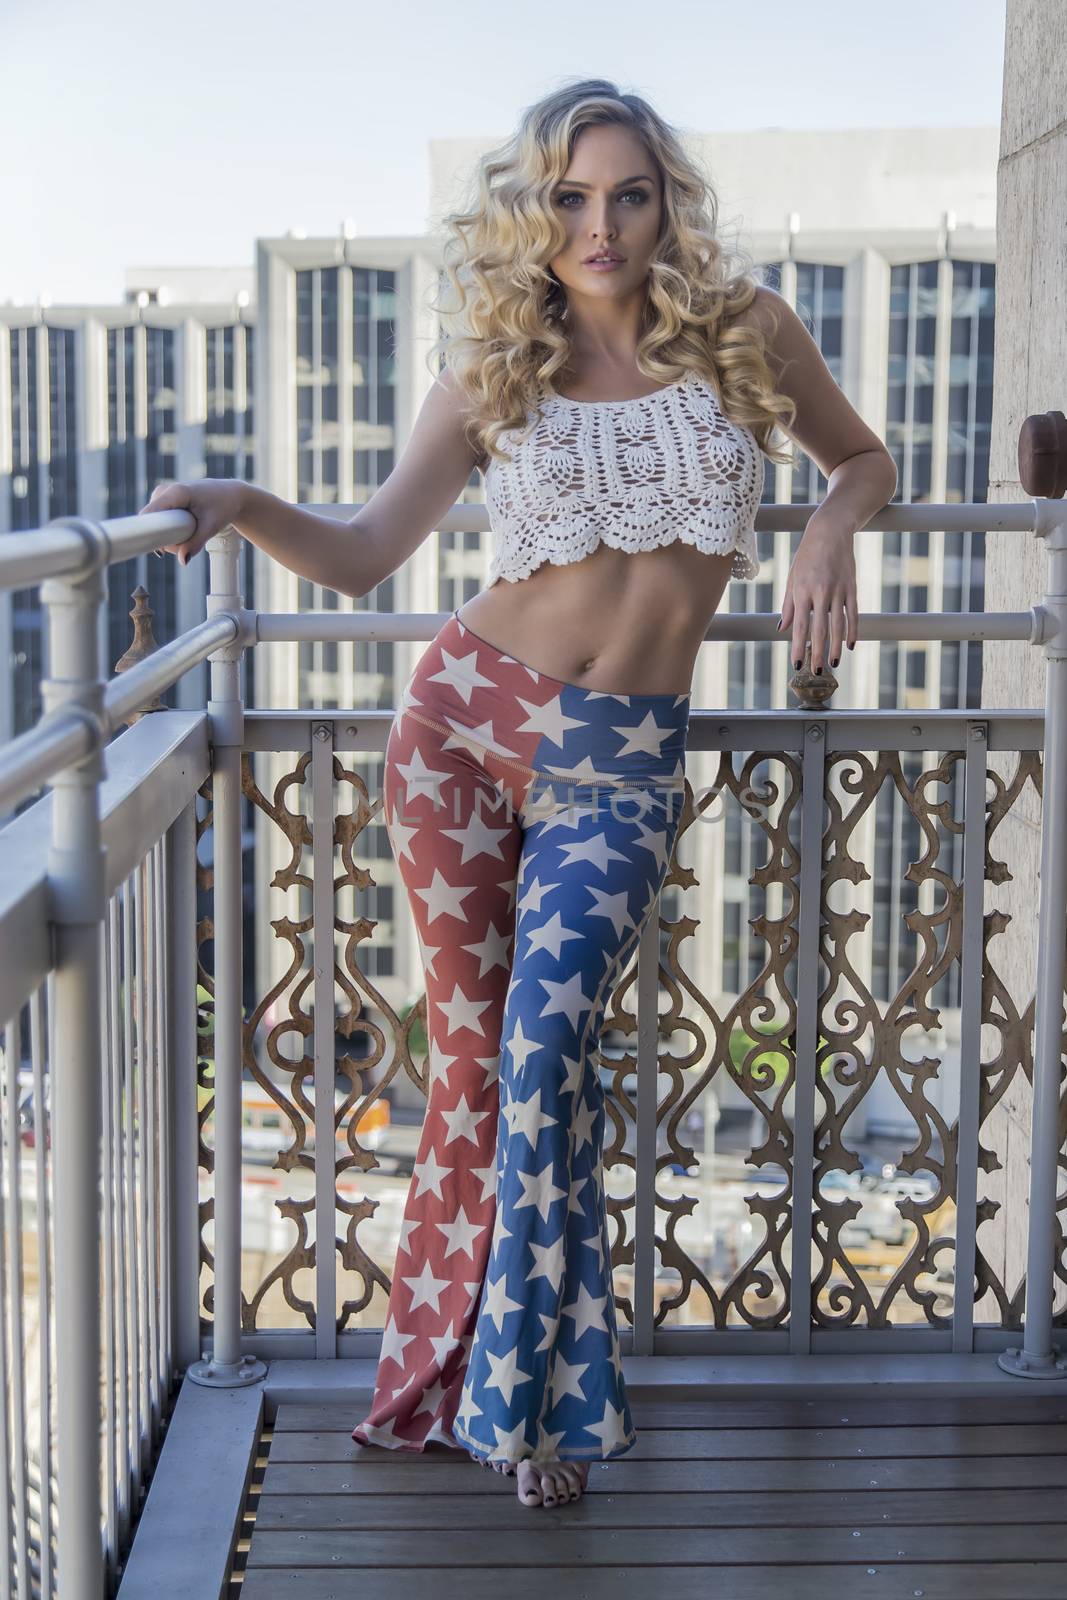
left=831, top=656, right=839, bottom=668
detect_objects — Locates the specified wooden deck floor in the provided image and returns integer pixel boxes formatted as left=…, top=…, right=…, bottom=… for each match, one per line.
left=236, top=1389, right=1067, bottom=1600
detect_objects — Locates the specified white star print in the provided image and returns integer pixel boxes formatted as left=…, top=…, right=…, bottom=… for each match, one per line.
left=427, top=1040, right=460, bottom=1091
left=631, top=818, right=671, bottom=872
left=533, top=1424, right=568, bottom=1460
left=440, top=809, right=513, bottom=864
left=607, top=1330, right=625, bottom=1384
left=537, top=971, right=593, bottom=1031
left=416, top=932, right=441, bottom=978
left=437, top=981, right=494, bottom=1037
left=472, top=1052, right=501, bottom=1090
left=385, top=811, right=418, bottom=862
left=583, top=689, right=634, bottom=706
left=556, top=832, right=631, bottom=875
left=512, top=1160, right=568, bottom=1223
left=427, top=1328, right=460, bottom=1365
left=572, top=1095, right=597, bottom=1156
left=490, top=1418, right=533, bottom=1459
left=559, top=1053, right=584, bottom=1100
left=567, top=1173, right=590, bottom=1217
left=427, top=646, right=498, bottom=705
left=503, top=1084, right=559, bottom=1151
left=580, top=1227, right=606, bottom=1272
left=582, top=1399, right=630, bottom=1450
left=378, top=1313, right=417, bottom=1368
left=469, top=1160, right=497, bottom=1205
left=411, top=1148, right=453, bottom=1200
left=356, top=1415, right=401, bottom=1445
left=490, top=1215, right=513, bottom=1257
left=526, top=1235, right=565, bottom=1291
left=584, top=885, right=635, bottom=940
left=397, top=1216, right=423, bottom=1255
left=516, top=874, right=559, bottom=917
left=401, top=1258, right=451, bottom=1313
left=434, top=1203, right=486, bottom=1259
left=413, top=867, right=481, bottom=925
left=543, top=753, right=613, bottom=785
left=549, top=1352, right=589, bottom=1403
left=485, top=1348, right=534, bottom=1407
left=462, top=919, right=513, bottom=977
left=561, top=1282, right=609, bottom=1340
left=442, top=715, right=522, bottom=761
left=534, top=1311, right=560, bottom=1354
left=482, top=1268, right=523, bottom=1333
left=514, top=694, right=590, bottom=749
left=611, top=710, right=675, bottom=757
left=455, top=1383, right=483, bottom=1432
left=439, top=1090, right=491, bottom=1147
left=532, top=800, right=599, bottom=837
left=523, top=908, right=585, bottom=960
left=395, top=745, right=452, bottom=807
left=506, top=1015, right=543, bottom=1073
left=412, top=1376, right=449, bottom=1418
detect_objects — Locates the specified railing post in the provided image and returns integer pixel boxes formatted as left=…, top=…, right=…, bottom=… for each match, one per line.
left=40, top=519, right=109, bottom=1599
left=998, top=497, right=1067, bottom=1379
left=185, top=528, right=265, bottom=1390
left=167, top=799, right=203, bottom=1376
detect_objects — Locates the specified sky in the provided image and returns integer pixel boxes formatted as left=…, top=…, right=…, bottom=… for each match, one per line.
left=2, top=0, right=1008, bottom=306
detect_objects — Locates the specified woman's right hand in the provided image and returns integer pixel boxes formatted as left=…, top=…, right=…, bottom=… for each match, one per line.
left=139, top=478, right=249, bottom=567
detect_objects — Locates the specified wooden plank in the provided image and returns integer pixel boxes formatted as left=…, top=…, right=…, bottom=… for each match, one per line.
left=238, top=1562, right=1067, bottom=1600
left=246, top=1523, right=1067, bottom=1566
left=252, top=1485, right=1067, bottom=1531
left=258, top=1453, right=1067, bottom=1494
left=266, top=1422, right=1067, bottom=1462
left=115, top=1376, right=261, bottom=1600
left=276, top=1393, right=1067, bottom=1431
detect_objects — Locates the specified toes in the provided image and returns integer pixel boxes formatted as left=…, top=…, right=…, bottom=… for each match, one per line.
left=543, top=1466, right=568, bottom=1506
left=516, top=1463, right=543, bottom=1506
left=513, top=1459, right=592, bottom=1507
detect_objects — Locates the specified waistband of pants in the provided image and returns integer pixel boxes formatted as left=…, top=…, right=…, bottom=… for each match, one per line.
left=401, top=610, right=690, bottom=786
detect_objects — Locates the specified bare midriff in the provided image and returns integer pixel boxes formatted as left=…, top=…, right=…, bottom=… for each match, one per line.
left=455, top=540, right=738, bottom=697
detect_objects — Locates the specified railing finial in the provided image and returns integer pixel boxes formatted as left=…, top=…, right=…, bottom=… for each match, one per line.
left=789, top=641, right=838, bottom=710
left=113, top=585, right=165, bottom=724
left=1018, top=411, right=1067, bottom=498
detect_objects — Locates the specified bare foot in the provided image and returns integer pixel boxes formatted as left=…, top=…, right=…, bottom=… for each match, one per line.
left=476, top=1455, right=516, bottom=1476
left=516, top=1458, right=590, bottom=1507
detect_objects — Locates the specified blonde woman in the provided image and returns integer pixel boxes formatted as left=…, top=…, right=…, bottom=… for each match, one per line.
left=145, top=78, right=896, bottom=1510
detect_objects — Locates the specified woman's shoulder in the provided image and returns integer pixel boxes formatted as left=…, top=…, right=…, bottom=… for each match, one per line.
left=726, top=282, right=788, bottom=340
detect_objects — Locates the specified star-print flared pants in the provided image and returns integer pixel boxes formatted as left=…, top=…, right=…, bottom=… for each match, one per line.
left=351, top=608, right=689, bottom=1464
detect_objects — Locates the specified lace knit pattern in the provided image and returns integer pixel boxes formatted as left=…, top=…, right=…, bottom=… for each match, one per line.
left=483, top=369, right=764, bottom=586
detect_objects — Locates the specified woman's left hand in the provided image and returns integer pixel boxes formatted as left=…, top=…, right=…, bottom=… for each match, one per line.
left=778, top=512, right=859, bottom=674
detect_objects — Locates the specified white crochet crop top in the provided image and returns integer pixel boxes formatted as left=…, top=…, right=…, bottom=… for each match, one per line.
left=481, top=368, right=764, bottom=586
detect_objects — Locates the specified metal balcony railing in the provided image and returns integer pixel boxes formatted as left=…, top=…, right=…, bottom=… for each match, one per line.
left=1, top=465, right=1067, bottom=1598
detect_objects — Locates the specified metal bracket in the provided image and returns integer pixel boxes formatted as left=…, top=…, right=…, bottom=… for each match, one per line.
left=205, top=603, right=258, bottom=661
left=997, top=1343, right=1067, bottom=1380
left=185, top=1353, right=268, bottom=1389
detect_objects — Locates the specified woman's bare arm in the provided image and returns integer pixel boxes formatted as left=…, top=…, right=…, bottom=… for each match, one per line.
left=739, top=285, right=897, bottom=671
left=143, top=368, right=484, bottom=599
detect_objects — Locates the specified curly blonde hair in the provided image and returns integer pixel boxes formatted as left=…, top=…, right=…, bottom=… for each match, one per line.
left=425, top=76, right=798, bottom=470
